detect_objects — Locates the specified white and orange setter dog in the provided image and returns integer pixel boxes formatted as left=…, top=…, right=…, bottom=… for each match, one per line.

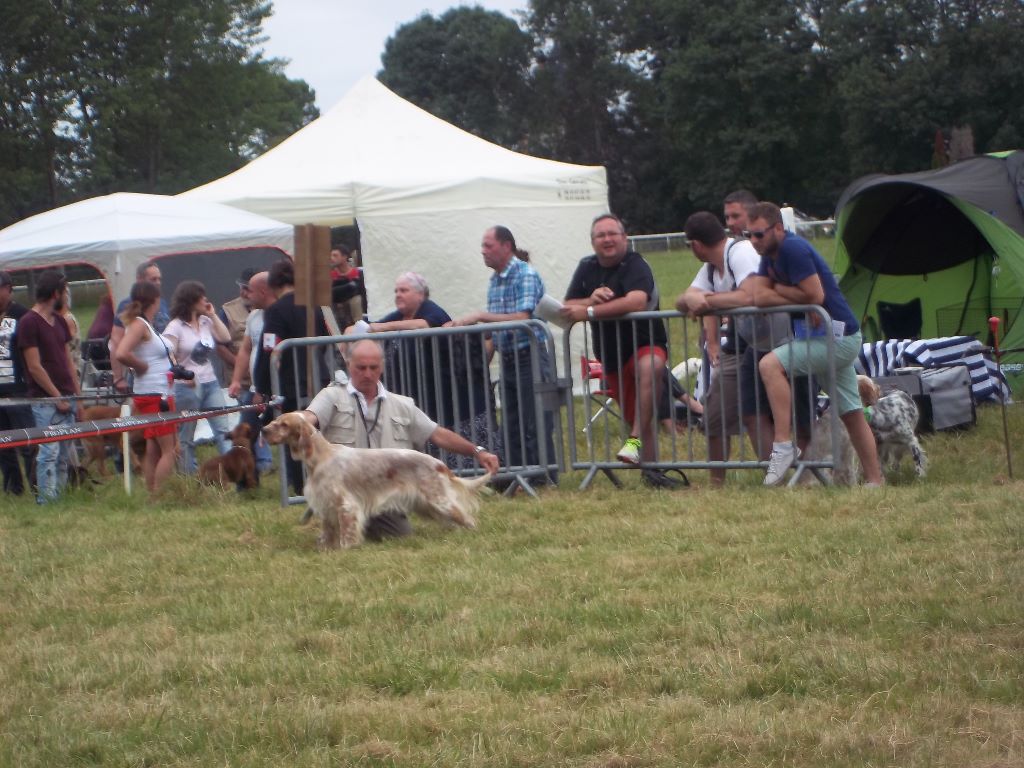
left=262, top=412, right=493, bottom=549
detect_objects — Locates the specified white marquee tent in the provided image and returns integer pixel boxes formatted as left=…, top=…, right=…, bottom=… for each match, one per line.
left=183, top=77, right=609, bottom=322
left=0, top=193, right=293, bottom=306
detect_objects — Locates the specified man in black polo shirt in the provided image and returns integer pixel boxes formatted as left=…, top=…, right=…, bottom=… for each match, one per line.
left=562, top=214, right=681, bottom=489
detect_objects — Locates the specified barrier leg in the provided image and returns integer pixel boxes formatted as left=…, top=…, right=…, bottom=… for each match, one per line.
left=120, top=402, right=132, bottom=495
left=579, top=466, right=623, bottom=491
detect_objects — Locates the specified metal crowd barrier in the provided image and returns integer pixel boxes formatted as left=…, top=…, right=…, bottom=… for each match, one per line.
left=562, top=306, right=844, bottom=489
left=268, top=320, right=565, bottom=506
left=263, top=307, right=848, bottom=503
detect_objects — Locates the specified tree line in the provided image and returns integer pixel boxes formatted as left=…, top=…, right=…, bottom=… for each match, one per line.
left=379, top=0, right=1024, bottom=231
left=0, top=0, right=316, bottom=228
left=2, top=0, right=1020, bottom=234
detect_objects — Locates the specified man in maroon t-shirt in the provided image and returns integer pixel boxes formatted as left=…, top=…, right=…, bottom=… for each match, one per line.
left=17, top=270, right=80, bottom=503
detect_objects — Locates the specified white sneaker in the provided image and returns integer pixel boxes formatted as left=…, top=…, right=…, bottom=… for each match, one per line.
left=764, top=444, right=799, bottom=486
left=616, top=437, right=642, bottom=465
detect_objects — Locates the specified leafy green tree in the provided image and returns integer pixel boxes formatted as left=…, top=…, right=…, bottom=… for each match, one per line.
left=379, top=7, right=533, bottom=148
left=0, top=0, right=316, bottom=228
left=817, top=0, right=1024, bottom=178
left=932, top=0, right=1024, bottom=152
left=646, top=0, right=842, bottom=215
left=378, top=1, right=675, bottom=230
left=0, top=1, right=77, bottom=223
left=526, top=0, right=676, bottom=229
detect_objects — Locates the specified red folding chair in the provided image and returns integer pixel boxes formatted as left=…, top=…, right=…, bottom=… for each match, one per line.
left=580, top=355, right=623, bottom=436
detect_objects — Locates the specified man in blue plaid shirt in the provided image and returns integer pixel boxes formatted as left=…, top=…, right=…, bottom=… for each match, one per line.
left=454, top=226, right=557, bottom=486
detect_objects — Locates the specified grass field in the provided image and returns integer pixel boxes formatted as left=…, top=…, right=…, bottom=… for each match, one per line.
left=4, top=237, right=1021, bottom=766
left=2, top=405, right=1022, bottom=766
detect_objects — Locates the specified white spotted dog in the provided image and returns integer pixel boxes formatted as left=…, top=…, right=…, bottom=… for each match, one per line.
left=262, top=412, right=493, bottom=549
left=858, top=375, right=928, bottom=478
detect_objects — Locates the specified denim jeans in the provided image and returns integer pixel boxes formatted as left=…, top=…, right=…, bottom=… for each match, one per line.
left=173, top=380, right=231, bottom=474
left=31, top=402, right=74, bottom=504
left=237, top=389, right=273, bottom=472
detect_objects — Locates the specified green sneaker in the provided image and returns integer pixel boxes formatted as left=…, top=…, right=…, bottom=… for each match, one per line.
left=616, top=437, right=642, bottom=464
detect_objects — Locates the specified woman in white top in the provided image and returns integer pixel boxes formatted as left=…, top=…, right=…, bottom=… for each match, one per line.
left=162, top=280, right=232, bottom=474
left=115, top=281, right=176, bottom=492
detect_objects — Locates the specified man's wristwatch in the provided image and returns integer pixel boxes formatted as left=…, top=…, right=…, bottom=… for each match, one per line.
left=586, top=306, right=596, bottom=320
left=474, top=445, right=487, bottom=455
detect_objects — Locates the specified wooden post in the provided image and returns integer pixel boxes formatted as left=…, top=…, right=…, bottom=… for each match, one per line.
left=292, top=224, right=333, bottom=400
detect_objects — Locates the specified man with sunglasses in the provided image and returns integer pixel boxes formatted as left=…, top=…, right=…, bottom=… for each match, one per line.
left=746, top=202, right=882, bottom=487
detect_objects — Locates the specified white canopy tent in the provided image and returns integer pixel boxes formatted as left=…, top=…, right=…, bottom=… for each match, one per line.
left=183, top=77, right=609, bottom=323
left=0, top=192, right=294, bottom=305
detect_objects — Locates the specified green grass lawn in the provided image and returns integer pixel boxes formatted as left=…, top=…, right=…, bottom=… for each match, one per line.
left=1, top=404, right=1022, bottom=766
left=6, top=237, right=1019, bottom=766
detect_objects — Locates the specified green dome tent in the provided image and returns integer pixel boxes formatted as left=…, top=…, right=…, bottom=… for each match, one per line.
left=835, top=150, right=1024, bottom=393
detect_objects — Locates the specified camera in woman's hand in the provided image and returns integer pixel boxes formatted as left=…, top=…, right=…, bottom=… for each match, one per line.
left=169, top=364, right=195, bottom=381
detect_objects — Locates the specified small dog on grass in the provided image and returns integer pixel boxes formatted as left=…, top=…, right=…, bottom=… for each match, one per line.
left=262, top=412, right=492, bottom=550
left=198, top=422, right=259, bottom=490
left=803, top=376, right=927, bottom=484
left=77, top=404, right=145, bottom=477
left=858, top=375, right=928, bottom=478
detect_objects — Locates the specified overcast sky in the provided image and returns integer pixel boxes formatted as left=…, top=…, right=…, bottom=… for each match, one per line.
left=260, top=1, right=527, bottom=112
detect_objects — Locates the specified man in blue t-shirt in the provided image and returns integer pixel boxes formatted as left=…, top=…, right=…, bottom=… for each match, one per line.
left=747, top=202, right=882, bottom=487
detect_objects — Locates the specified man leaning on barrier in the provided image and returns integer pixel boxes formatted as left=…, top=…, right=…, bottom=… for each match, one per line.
left=746, top=202, right=883, bottom=487
left=453, top=226, right=557, bottom=486
left=677, top=211, right=770, bottom=486
left=561, top=213, right=684, bottom=490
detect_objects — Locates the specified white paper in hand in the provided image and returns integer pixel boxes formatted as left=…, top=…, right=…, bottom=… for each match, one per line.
left=535, top=294, right=571, bottom=331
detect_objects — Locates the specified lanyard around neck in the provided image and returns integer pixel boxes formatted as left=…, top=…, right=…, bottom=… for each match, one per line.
left=358, top=397, right=383, bottom=449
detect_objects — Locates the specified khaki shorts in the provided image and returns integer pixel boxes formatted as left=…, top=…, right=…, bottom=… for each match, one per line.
left=703, top=351, right=742, bottom=437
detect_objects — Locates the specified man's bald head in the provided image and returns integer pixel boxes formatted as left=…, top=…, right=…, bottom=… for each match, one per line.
left=349, top=338, right=384, bottom=363
left=248, top=271, right=273, bottom=309
left=348, top=339, right=385, bottom=399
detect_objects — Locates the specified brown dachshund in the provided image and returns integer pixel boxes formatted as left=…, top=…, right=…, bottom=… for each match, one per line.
left=78, top=404, right=145, bottom=477
left=199, top=422, right=259, bottom=490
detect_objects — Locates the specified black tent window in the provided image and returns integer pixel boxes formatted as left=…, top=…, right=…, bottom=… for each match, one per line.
left=877, top=298, right=923, bottom=339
